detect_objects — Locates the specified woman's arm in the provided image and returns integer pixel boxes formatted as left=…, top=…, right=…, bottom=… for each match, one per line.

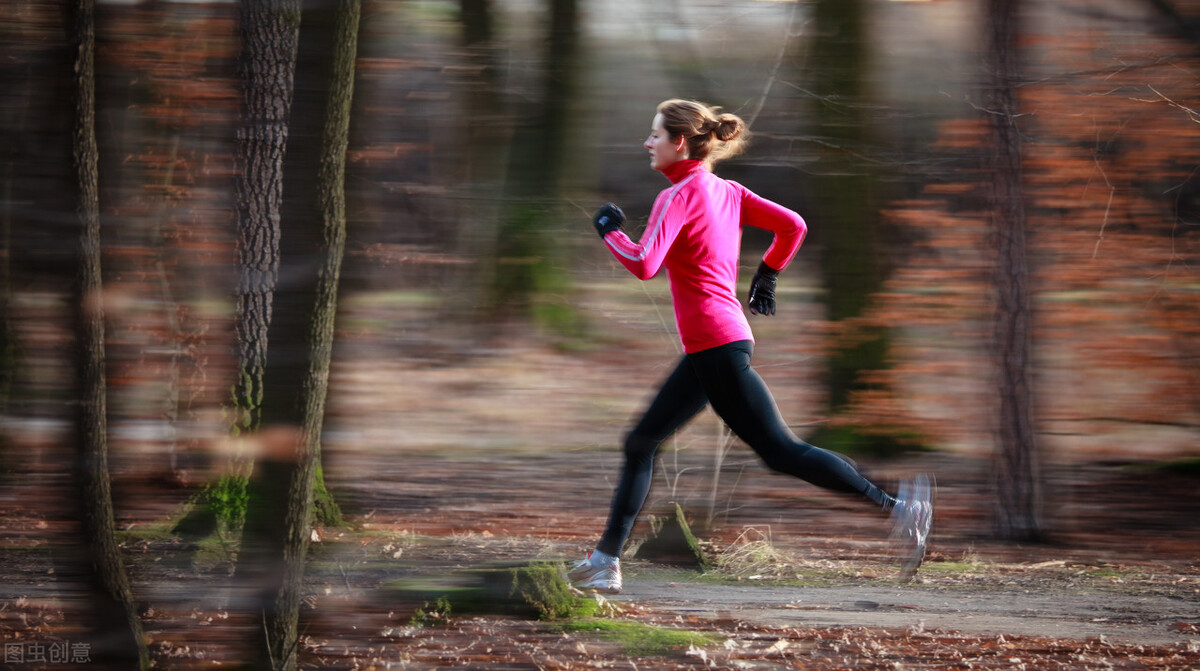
left=602, top=188, right=688, bottom=280
left=741, top=190, right=807, bottom=272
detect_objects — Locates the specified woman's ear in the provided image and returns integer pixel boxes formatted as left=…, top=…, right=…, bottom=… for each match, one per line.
left=674, top=135, right=686, bottom=153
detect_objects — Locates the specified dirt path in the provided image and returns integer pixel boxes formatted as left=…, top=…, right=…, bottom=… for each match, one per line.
left=618, top=570, right=1200, bottom=646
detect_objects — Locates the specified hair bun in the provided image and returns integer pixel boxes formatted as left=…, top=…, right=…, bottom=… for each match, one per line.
left=714, top=114, right=744, bottom=142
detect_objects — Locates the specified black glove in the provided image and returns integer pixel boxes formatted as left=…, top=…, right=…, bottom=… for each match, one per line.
left=747, top=260, right=779, bottom=316
left=592, top=203, right=626, bottom=238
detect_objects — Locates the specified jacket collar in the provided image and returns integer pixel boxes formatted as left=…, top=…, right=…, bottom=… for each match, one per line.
left=660, top=159, right=706, bottom=184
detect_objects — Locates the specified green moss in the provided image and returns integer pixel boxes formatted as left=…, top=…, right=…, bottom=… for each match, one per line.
left=312, top=464, right=344, bottom=527
left=505, top=563, right=583, bottom=619
left=384, top=562, right=599, bottom=620
left=409, top=597, right=453, bottom=627
left=555, top=619, right=720, bottom=656
left=922, top=560, right=984, bottom=573
left=205, top=473, right=249, bottom=531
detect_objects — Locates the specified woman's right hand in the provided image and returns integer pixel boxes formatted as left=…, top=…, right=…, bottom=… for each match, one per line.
left=592, top=203, right=626, bottom=237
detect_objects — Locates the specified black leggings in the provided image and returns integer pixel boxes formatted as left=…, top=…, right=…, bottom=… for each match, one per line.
left=597, top=340, right=894, bottom=557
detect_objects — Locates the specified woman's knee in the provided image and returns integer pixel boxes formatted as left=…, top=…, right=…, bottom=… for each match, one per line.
left=623, top=431, right=660, bottom=463
left=757, top=449, right=796, bottom=476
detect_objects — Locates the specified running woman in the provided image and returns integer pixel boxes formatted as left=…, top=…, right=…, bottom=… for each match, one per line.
left=568, top=99, right=932, bottom=593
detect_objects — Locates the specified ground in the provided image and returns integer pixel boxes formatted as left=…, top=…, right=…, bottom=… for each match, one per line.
left=2, top=446, right=1199, bottom=669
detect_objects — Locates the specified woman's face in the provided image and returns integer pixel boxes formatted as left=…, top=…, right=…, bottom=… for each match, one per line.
left=644, top=113, right=687, bottom=171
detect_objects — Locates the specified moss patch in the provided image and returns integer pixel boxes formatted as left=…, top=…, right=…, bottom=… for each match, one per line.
left=384, top=561, right=599, bottom=620
left=312, top=465, right=344, bottom=527
left=555, top=619, right=720, bottom=656
left=923, top=560, right=985, bottom=574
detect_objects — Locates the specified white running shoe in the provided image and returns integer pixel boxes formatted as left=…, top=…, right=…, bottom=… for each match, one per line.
left=567, top=552, right=622, bottom=594
left=890, top=473, right=933, bottom=581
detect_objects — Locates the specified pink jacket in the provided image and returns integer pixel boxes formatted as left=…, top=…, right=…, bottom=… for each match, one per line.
left=603, top=160, right=807, bottom=353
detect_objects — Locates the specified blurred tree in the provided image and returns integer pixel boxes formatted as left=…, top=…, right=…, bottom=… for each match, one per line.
left=1145, top=0, right=1200, bottom=41
left=862, top=3, right=1200, bottom=507
left=460, top=0, right=493, bottom=49
left=240, top=0, right=360, bottom=666
left=801, top=0, right=911, bottom=456
left=453, top=0, right=507, bottom=326
left=67, top=0, right=149, bottom=664
left=0, top=111, right=12, bottom=474
left=985, top=0, right=1041, bottom=541
left=489, top=0, right=581, bottom=334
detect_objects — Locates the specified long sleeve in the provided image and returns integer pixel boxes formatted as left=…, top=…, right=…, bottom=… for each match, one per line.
left=741, top=190, right=806, bottom=271
left=596, top=161, right=797, bottom=353
left=602, top=175, right=696, bottom=280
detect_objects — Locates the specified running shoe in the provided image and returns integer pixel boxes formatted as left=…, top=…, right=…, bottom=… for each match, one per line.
left=890, top=473, right=933, bottom=581
left=567, top=552, right=622, bottom=594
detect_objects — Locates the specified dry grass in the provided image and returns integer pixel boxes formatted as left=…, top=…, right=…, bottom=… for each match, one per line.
left=710, top=527, right=800, bottom=579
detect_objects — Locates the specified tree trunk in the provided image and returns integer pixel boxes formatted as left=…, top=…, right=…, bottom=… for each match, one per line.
left=0, top=134, right=13, bottom=471
left=68, top=0, right=149, bottom=664
left=200, top=0, right=304, bottom=542
left=232, top=0, right=303, bottom=438
left=985, top=0, right=1042, bottom=541
left=802, top=0, right=904, bottom=456
left=241, top=0, right=359, bottom=666
left=489, top=0, right=580, bottom=332
left=305, top=0, right=356, bottom=529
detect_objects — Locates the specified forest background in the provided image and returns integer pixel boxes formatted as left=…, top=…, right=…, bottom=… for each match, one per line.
left=2, top=0, right=1199, bottom=668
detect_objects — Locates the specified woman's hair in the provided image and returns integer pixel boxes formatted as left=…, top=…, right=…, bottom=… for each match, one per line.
left=656, top=99, right=748, bottom=165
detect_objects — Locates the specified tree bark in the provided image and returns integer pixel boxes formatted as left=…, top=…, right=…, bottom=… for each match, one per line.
left=985, top=0, right=1042, bottom=541
left=68, top=0, right=149, bottom=664
left=232, top=0, right=303, bottom=437
left=241, top=0, right=359, bottom=666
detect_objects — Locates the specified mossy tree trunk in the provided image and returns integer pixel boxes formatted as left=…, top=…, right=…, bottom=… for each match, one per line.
left=202, top=0, right=303, bottom=540
left=68, top=0, right=149, bottom=664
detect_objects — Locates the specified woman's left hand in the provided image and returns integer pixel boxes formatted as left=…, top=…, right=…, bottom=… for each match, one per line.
left=747, top=261, right=778, bottom=316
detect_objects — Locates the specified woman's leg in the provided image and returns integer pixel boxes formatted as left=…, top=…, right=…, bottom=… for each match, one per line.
left=595, top=357, right=709, bottom=557
left=690, top=341, right=895, bottom=510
